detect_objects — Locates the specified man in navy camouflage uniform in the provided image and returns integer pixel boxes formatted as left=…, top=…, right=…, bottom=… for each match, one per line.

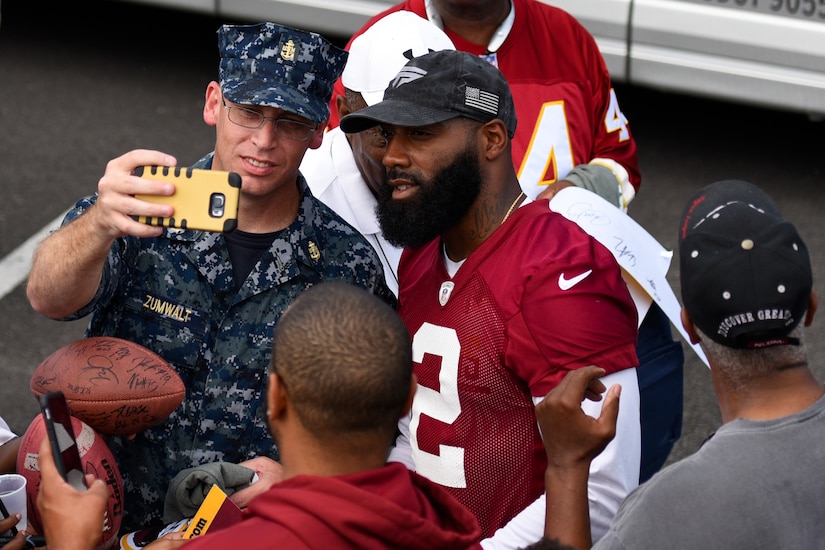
left=27, top=22, right=394, bottom=532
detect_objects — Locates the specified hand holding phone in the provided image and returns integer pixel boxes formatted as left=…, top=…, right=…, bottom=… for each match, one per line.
left=132, top=165, right=242, bottom=233
left=0, top=497, right=18, bottom=537
left=38, top=392, right=87, bottom=492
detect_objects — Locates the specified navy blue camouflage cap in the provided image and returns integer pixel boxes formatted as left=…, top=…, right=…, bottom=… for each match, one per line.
left=218, top=22, right=348, bottom=124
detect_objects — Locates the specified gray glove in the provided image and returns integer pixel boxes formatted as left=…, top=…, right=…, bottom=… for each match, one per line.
left=163, top=462, right=256, bottom=522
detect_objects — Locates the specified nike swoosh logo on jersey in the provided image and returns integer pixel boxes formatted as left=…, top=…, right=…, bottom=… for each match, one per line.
left=558, top=270, right=593, bottom=291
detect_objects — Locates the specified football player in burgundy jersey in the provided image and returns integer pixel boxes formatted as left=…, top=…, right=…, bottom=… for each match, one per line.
left=341, top=50, right=641, bottom=549
left=332, top=0, right=685, bottom=494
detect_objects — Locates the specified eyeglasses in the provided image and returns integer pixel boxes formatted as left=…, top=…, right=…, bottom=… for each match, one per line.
left=222, top=98, right=318, bottom=141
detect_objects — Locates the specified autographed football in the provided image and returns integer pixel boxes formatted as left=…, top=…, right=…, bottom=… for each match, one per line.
left=30, top=337, right=185, bottom=436
left=17, top=414, right=124, bottom=550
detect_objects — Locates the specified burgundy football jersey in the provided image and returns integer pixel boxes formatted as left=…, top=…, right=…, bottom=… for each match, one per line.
left=397, top=201, right=638, bottom=536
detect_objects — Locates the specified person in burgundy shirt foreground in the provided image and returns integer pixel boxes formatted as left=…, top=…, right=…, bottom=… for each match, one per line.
left=33, top=282, right=482, bottom=550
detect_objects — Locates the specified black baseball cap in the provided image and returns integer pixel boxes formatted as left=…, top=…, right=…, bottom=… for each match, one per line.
left=679, top=180, right=812, bottom=349
left=339, top=49, right=517, bottom=137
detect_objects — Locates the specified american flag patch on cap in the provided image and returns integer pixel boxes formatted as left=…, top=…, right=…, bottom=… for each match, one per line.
left=465, top=86, right=499, bottom=116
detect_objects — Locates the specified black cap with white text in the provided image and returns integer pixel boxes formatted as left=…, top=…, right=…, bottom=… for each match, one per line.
left=679, top=180, right=812, bottom=349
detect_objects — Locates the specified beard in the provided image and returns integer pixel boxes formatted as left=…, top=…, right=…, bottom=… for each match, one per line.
left=376, top=147, right=483, bottom=249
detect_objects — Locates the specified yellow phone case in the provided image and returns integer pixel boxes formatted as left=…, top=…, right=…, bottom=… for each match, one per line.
left=133, top=165, right=242, bottom=232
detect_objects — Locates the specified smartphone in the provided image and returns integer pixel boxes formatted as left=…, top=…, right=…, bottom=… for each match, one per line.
left=38, top=392, right=87, bottom=491
left=132, top=165, right=242, bottom=233
left=0, top=497, right=17, bottom=537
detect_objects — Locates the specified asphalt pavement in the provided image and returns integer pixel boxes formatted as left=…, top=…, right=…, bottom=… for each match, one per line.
left=0, top=0, right=823, bottom=471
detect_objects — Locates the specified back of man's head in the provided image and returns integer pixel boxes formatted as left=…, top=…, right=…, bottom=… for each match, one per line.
left=679, top=180, right=812, bottom=355
left=271, top=282, right=412, bottom=440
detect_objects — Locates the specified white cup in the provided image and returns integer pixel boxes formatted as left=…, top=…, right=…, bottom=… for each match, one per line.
left=0, top=473, right=27, bottom=534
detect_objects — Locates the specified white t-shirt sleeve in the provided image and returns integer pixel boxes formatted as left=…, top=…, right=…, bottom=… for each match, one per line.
left=0, top=416, right=17, bottom=446
left=388, top=412, right=415, bottom=470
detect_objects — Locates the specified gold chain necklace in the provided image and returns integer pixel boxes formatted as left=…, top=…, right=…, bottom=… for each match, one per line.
left=501, top=191, right=525, bottom=225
